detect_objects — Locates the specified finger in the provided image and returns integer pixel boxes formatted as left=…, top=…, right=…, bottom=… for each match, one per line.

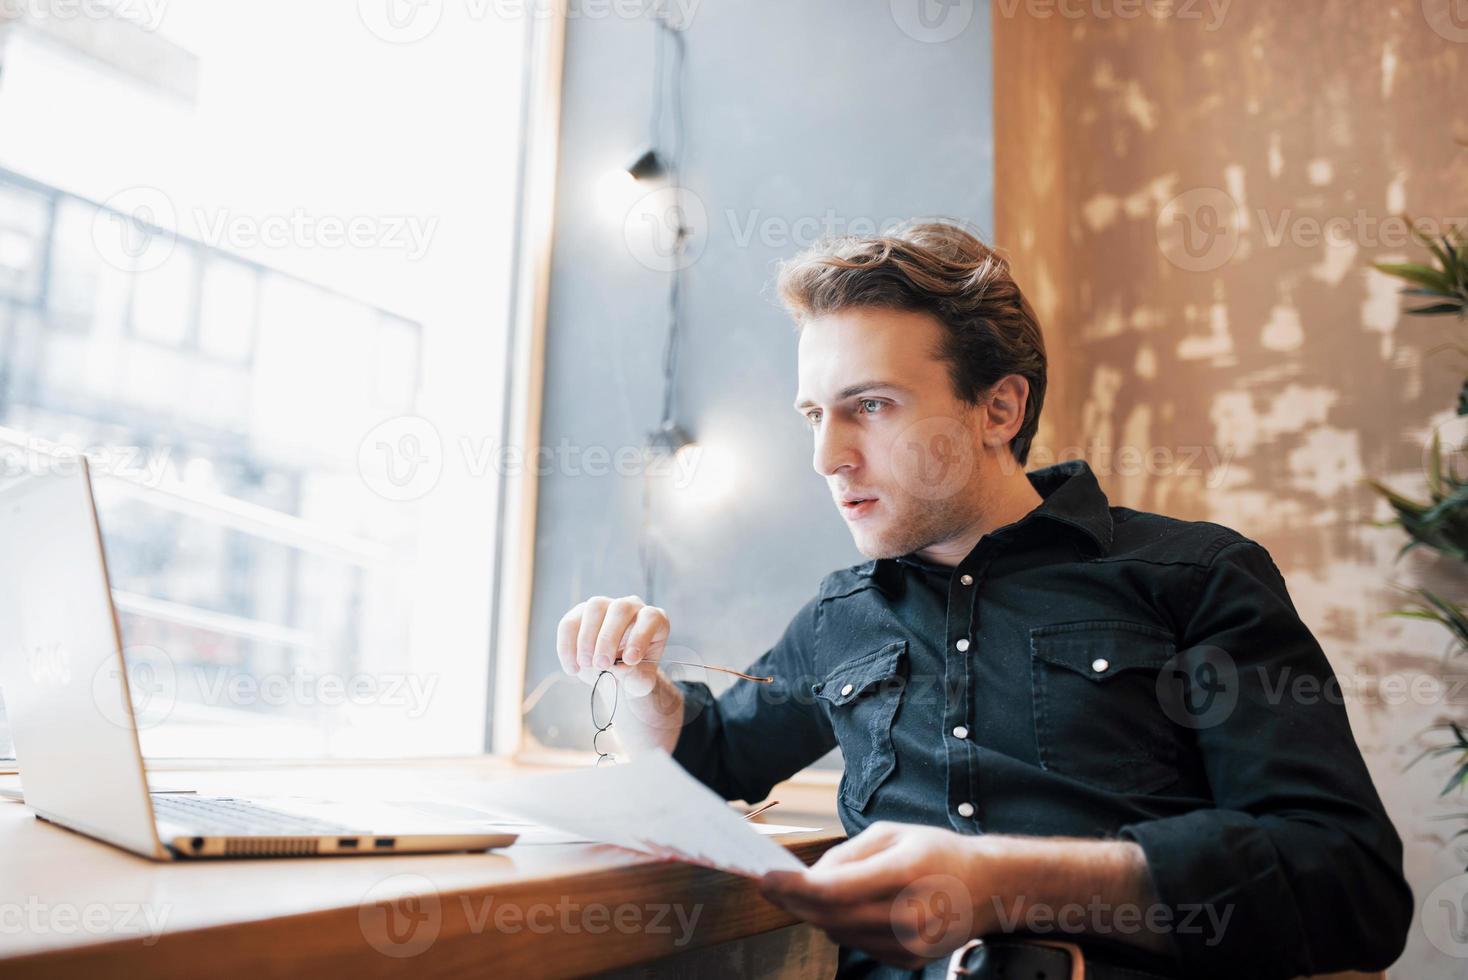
left=556, top=604, right=585, bottom=675
left=810, top=822, right=902, bottom=869
left=773, top=900, right=935, bottom=969
left=772, top=849, right=912, bottom=906
left=575, top=596, right=612, bottom=670
left=569, top=657, right=660, bottom=697
left=593, top=597, right=643, bottom=669
left=760, top=870, right=807, bottom=898
left=620, top=659, right=660, bottom=699
left=764, top=893, right=898, bottom=933
left=621, top=604, right=670, bottom=666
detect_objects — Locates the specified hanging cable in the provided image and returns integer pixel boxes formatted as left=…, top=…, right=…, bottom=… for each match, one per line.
left=638, top=9, right=689, bottom=606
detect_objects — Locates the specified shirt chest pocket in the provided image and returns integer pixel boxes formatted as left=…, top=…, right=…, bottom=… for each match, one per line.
left=813, top=640, right=907, bottom=813
left=1029, top=621, right=1180, bottom=796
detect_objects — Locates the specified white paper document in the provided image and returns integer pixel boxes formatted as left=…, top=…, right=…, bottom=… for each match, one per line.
left=445, top=750, right=808, bottom=878
left=472, top=821, right=819, bottom=847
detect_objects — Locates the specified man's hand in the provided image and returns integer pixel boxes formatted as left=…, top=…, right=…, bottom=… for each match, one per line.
left=556, top=595, right=683, bottom=755
left=556, top=594, right=669, bottom=697
left=759, top=823, right=994, bottom=969
left=758, top=822, right=1168, bottom=969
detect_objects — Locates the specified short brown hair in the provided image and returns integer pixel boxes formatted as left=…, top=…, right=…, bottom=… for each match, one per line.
left=776, top=221, right=1047, bottom=466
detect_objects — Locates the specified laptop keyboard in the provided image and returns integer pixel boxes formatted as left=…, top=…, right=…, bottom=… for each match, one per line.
left=151, top=795, right=364, bottom=836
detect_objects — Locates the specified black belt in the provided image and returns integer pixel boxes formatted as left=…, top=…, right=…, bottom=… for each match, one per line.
left=946, top=937, right=1178, bottom=980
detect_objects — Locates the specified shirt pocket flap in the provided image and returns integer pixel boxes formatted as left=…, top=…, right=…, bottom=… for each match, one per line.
left=813, top=640, right=908, bottom=706
left=1029, top=621, right=1176, bottom=682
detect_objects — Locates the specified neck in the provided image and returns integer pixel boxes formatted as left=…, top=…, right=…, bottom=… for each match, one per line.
left=913, top=460, right=1045, bottom=567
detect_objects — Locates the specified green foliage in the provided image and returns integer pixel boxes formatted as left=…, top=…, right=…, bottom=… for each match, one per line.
left=1408, top=721, right=1468, bottom=804
left=1374, top=219, right=1468, bottom=319
left=1366, top=431, right=1468, bottom=563
left=1390, top=587, right=1468, bottom=650
left=1367, top=200, right=1468, bottom=815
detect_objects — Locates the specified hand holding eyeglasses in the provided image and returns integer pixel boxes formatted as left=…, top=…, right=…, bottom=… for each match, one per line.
left=560, top=594, right=775, bottom=766
left=557, top=594, right=672, bottom=697
left=556, top=594, right=774, bottom=694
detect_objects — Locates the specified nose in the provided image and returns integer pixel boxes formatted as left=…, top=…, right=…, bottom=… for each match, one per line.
left=813, top=417, right=860, bottom=478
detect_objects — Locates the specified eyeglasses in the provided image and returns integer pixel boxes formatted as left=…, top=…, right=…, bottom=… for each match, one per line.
left=591, top=670, right=619, bottom=766
left=590, top=659, right=776, bottom=765
left=611, top=656, right=774, bottom=684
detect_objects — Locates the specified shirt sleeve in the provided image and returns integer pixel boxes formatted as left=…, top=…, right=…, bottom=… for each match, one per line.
left=1118, top=538, right=1413, bottom=979
left=671, top=594, right=837, bottom=805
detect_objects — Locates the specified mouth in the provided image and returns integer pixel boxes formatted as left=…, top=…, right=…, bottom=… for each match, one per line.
left=839, top=495, right=879, bottom=521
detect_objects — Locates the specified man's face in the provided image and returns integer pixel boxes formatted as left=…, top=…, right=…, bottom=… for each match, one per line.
left=794, top=307, right=991, bottom=558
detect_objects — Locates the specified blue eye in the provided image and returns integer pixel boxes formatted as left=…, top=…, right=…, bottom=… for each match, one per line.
left=805, top=411, right=822, bottom=427
left=858, top=399, right=883, bottom=415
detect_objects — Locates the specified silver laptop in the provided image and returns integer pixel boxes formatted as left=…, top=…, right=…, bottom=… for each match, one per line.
left=0, top=457, right=518, bottom=859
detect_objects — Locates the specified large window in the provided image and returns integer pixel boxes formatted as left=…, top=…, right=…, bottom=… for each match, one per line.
left=0, top=1, right=528, bottom=759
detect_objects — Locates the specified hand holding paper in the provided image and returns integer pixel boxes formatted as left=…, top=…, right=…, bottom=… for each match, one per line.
left=460, top=751, right=806, bottom=878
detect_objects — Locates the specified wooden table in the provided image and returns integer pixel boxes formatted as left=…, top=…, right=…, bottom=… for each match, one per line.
left=0, top=759, right=844, bottom=979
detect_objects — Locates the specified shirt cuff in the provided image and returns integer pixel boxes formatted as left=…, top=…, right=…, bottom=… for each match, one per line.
left=1119, top=809, right=1307, bottom=979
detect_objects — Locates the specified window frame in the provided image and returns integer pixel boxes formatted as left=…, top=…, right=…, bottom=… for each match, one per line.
left=486, top=6, right=567, bottom=758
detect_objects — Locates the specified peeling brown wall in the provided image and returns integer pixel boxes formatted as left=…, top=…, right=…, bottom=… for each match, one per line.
left=994, top=3, right=1468, bottom=974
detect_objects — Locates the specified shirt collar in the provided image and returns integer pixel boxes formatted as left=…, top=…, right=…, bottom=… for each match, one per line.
left=857, top=459, right=1115, bottom=579
left=1023, top=458, right=1115, bottom=556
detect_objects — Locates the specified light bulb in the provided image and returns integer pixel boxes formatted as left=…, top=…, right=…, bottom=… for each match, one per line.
left=595, top=168, right=641, bottom=223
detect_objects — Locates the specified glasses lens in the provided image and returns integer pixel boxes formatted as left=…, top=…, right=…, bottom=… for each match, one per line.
left=591, top=670, right=617, bottom=730
left=593, top=726, right=616, bottom=765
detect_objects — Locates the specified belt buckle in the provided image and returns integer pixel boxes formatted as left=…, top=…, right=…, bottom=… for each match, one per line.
left=945, top=938, right=983, bottom=980
left=945, top=937, right=1086, bottom=980
left=1027, top=939, right=1085, bottom=980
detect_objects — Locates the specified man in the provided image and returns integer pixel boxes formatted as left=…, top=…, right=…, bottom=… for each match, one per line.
left=555, top=222, right=1412, bottom=979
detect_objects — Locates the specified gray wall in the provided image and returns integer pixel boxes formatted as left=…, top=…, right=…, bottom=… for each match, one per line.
left=521, top=1, right=994, bottom=753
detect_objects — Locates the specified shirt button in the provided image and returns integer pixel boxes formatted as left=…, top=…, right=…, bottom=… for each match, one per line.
left=840, top=683, right=854, bottom=696
left=956, top=802, right=975, bottom=818
left=955, top=638, right=970, bottom=652
left=960, top=574, right=974, bottom=586
left=1091, top=658, right=1110, bottom=673
left=952, top=725, right=969, bottom=740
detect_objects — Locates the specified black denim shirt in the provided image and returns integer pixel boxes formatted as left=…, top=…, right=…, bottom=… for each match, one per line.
left=671, top=459, right=1411, bottom=980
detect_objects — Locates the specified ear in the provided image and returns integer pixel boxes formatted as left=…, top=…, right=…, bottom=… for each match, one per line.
left=978, top=375, right=1030, bottom=451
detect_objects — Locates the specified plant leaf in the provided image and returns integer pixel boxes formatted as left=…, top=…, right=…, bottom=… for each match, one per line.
left=1424, top=234, right=1457, bottom=273
left=1376, top=262, right=1456, bottom=293
left=1430, top=430, right=1446, bottom=496
left=1445, top=763, right=1468, bottom=798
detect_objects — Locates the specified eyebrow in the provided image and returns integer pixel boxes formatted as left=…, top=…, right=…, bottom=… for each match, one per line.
left=793, top=381, right=910, bottom=412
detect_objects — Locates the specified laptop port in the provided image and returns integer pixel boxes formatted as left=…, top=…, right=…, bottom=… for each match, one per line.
left=338, top=838, right=359, bottom=849
left=373, top=837, right=396, bottom=849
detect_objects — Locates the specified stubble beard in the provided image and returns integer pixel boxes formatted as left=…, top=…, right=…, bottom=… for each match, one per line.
left=851, top=488, right=978, bottom=560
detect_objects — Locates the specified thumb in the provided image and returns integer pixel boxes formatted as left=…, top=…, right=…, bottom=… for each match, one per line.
left=619, top=659, right=661, bottom=698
